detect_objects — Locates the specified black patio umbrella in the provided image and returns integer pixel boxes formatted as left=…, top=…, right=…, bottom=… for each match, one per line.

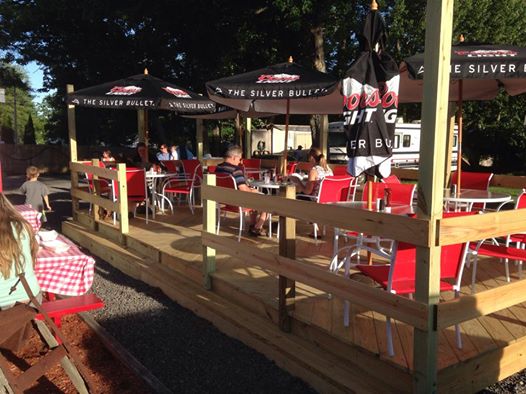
left=206, top=58, right=341, bottom=172
left=67, top=72, right=217, bottom=114
left=342, top=3, right=400, bottom=179
left=400, top=42, right=526, bottom=189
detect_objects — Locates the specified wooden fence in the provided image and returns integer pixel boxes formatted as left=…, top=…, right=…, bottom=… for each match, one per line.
left=69, top=160, right=129, bottom=237
left=200, top=173, right=526, bottom=386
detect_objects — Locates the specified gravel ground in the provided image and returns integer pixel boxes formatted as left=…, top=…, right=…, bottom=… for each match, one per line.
left=5, top=173, right=526, bottom=392
left=4, top=174, right=315, bottom=393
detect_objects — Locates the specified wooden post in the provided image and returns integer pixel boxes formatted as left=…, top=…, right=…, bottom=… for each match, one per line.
left=413, top=0, right=454, bottom=392
left=444, top=104, right=456, bottom=187
left=196, top=119, right=204, bottom=160
left=117, top=163, right=129, bottom=239
left=245, top=117, right=252, bottom=159
left=203, top=174, right=216, bottom=290
left=67, top=84, right=79, bottom=220
left=137, top=110, right=146, bottom=144
left=71, top=169, right=80, bottom=221
left=319, top=115, right=329, bottom=159
left=278, top=184, right=296, bottom=332
left=91, top=159, right=101, bottom=226
left=67, top=85, right=78, bottom=162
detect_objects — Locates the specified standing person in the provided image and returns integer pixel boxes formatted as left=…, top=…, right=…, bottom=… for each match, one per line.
left=0, top=193, right=41, bottom=309
left=19, top=166, right=52, bottom=216
left=289, top=147, right=333, bottom=197
left=294, top=145, right=304, bottom=161
left=216, top=145, right=268, bottom=236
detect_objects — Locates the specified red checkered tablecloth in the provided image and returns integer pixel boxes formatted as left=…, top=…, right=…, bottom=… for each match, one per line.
left=35, top=235, right=96, bottom=296
left=15, top=204, right=41, bottom=233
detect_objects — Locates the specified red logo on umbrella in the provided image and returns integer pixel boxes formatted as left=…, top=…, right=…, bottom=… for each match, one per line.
left=162, top=86, right=191, bottom=98
left=106, top=85, right=142, bottom=95
left=454, top=49, right=518, bottom=58
left=256, top=74, right=300, bottom=83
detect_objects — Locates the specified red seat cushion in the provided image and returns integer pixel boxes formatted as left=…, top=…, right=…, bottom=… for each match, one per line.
left=471, top=244, right=526, bottom=261
left=357, top=264, right=454, bottom=294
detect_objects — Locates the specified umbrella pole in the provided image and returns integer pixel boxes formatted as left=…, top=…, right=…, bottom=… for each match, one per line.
left=145, top=109, right=149, bottom=163
left=366, top=176, right=375, bottom=265
left=456, top=80, right=463, bottom=193
left=282, top=98, right=291, bottom=175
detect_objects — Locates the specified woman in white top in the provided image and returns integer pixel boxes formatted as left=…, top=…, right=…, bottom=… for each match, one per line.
left=0, top=193, right=41, bottom=309
left=291, top=147, right=333, bottom=197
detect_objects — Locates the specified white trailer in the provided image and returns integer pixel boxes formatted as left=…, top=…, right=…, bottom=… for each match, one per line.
left=328, top=121, right=458, bottom=169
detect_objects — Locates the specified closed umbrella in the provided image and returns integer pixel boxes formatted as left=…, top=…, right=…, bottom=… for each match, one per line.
left=400, top=42, right=526, bottom=190
left=342, top=2, right=400, bottom=179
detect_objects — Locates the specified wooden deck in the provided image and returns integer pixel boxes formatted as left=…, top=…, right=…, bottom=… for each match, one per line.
left=64, top=206, right=526, bottom=392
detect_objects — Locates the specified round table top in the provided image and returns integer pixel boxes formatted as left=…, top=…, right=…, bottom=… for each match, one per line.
left=443, top=188, right=512, bottom=204
left=249, top=180, right=283, bottom=189
left=145, top=171, right=178, bottom=178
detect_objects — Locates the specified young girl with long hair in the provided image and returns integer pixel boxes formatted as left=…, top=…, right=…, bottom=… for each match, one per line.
left=0, top=193, right=41, bottom=309
left=291, top=147, right=333, bottom=196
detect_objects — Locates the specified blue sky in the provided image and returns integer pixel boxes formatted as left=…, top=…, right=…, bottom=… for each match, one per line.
left=24, top=61, right=48, bottom=103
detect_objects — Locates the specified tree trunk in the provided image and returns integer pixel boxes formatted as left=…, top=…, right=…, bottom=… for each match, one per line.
left=310, top=26, right=329, bottom=155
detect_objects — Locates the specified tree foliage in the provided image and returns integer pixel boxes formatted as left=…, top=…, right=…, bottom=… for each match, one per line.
left=1, top=0, right=526, bottom=170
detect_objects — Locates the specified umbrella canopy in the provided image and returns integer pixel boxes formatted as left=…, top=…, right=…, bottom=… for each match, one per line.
left=67, top=73, right=217, bottom=114
left=400, top=43, right=526, bottom=190
left=206, top=61, right=341, bottom=115
left=342, top=7, right=400, bottom=178
left=400, top=43, right=526, bottom=103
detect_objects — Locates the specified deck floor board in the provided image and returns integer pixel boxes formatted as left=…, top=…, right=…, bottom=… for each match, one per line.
left=87, top=207, right=526, bottom=374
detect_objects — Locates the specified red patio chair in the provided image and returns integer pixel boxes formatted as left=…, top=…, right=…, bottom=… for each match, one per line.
left=381, top=174, right=402, bottom=184
left=113, top=168, right=150, bottom=223
left=331, top=165, right=349, bottom=176
left=286, top=161, right=297, bottom=175
left=161, top=163, right=202, bottom=214
left=297, top=175, right=357, bottom=240
left=215, top=174, right=252, bottom=241
left=355, top=240, right=470, bottom=356
left=450, top=171, right=493, bottom=190
left=331, top=182, right=416, bottom=269
left=242, top=158, right=262, bottom=180
left=469, top=190, right=526, bottom=288
left=160, top=159, right=181, bottom=174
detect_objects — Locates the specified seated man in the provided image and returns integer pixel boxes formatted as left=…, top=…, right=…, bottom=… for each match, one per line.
left=216, top=145, right=268, bottom=236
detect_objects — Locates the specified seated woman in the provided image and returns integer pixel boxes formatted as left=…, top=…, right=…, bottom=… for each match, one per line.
left=100, top=149, right=116, bottom=166
left=0, top=193, right=41, bottom=310
left=289, top=147, right=333, bottom=198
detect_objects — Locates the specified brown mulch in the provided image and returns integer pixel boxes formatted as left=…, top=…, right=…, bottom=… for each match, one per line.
left=1, top=315, right=151, bottom=393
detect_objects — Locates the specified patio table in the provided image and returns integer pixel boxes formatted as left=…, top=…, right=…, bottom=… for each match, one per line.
left=145, top=171, right=179, bottom=214
left=35, top=234, right=96, bottom=296
left=15, top=204, right=42, bottom=233
left=443, top=189, right=511, bottom=212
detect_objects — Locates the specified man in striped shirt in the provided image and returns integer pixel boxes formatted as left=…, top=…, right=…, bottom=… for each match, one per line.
left=216, top=145, right=268, bottom=236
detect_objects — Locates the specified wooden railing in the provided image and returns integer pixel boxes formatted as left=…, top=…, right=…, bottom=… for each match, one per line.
left=201, top=173, right=526, bottom=347
left=69, top=160, right=129, bottom=236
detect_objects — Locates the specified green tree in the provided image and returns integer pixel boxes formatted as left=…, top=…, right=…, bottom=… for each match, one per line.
left=23, top=113, right=36, bottom=144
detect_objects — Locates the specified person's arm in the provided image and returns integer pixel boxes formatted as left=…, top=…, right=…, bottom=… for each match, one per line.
left=43, top=195, right=52, bottom=211
left=297, top=168, right=317, bottom=195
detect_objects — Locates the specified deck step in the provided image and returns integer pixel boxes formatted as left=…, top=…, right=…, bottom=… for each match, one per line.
left=62, top=219, right=410, bottom=393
